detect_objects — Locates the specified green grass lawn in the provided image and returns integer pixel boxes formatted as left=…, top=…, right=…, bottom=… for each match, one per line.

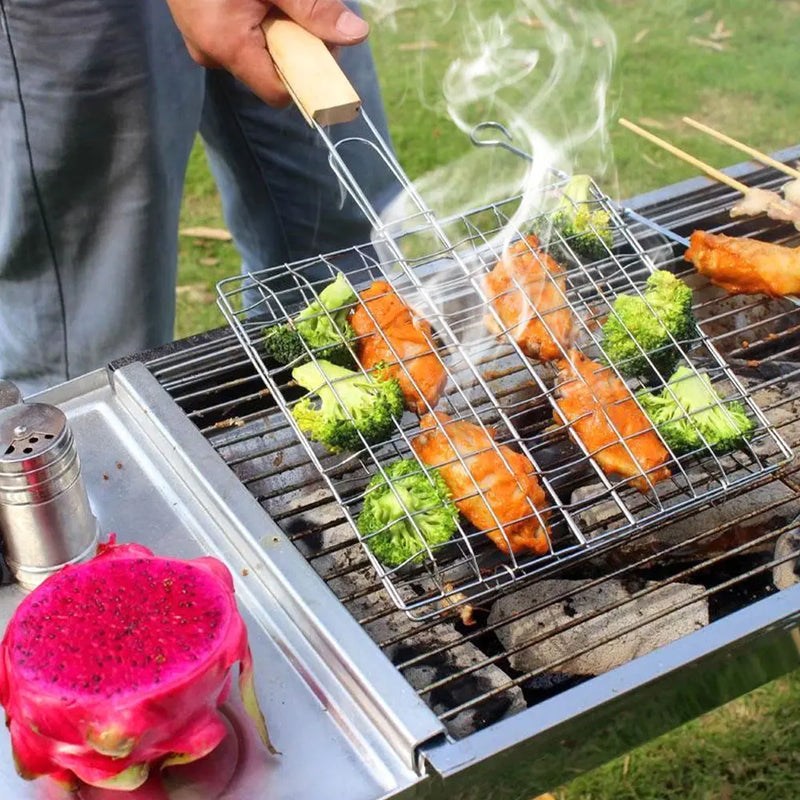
left=561, top=671, right=800, bottom=799
left=176, top=2, right=800, bottom=796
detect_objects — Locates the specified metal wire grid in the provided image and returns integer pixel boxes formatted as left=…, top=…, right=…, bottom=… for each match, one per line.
left=150, top=289, right=800, bottom=737
left=217, top=252, right=562, bottom=617
left=216, top=175, right=792, bottom=618
left=146, top=309, right=800, bottom=728
left=420, top=192, right=792, bottom=508
left=147, top=333, right=800, bottom=739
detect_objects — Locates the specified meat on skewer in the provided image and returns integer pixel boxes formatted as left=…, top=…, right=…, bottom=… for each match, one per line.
left=412, top=412, right=550, bottom=556
left=678, top=116, right=800, bottom=223
left=554, top=352, right=671, bottom=493
left=783, top=178, right=800, bottom=207
left=730, top=187, right=800, bottom=231
left=350, top=281, right=447, bottom=415
left=483, top=235, right=575, bottom=362
left=684, top=230, right=800, bottom=297
left=618, top=118, right=800, bottom=231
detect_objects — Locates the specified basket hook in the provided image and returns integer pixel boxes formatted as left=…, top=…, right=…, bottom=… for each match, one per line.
left=470, top=121, right=533, bottom=162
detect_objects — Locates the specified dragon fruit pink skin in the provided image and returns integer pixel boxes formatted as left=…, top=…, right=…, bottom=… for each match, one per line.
left=0, top=540, right=274, bottom=791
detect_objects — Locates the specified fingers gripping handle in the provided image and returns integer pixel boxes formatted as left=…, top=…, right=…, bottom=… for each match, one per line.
left=261, top=14, right=362, bottom=127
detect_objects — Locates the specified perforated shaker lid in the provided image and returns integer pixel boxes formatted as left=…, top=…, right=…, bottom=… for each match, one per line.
left=0, top=403, right=69, bottom=473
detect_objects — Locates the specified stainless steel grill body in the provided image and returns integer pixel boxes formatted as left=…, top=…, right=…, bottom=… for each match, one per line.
left=142, top=149, right=800, bottom=795
left=0, top=153, right=798, bottom=800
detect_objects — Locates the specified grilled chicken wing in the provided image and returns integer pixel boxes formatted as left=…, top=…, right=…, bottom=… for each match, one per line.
left=412, top=412, right=550, bottom=556
left=684, top=230, right=800, bottom=297
left=350, top=281, right=447, bottom=415
left=483, top=235, right=574, bottom=362
left=554, top=352, right=671, bottom=493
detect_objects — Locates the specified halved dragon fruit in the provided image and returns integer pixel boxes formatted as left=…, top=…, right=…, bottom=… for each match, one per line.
left=0, top=539, right=275, bottom=791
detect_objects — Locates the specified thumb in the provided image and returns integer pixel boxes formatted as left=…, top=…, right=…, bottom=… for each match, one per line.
left=271, top=0, right=370, bottom=46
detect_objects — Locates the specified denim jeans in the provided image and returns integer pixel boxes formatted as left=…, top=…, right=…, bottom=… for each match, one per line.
left=0, top=0, right=392, bottom=394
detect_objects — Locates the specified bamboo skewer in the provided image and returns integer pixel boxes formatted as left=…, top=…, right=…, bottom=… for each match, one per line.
left=681, top=117, right=800, bottom=181
left=620, top=117, right=800, bottom=305
left=618, top=118, right=750, bottom=194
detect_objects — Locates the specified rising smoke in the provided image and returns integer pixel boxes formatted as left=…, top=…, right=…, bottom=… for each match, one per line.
left=360, top=0, right=617, bottom=244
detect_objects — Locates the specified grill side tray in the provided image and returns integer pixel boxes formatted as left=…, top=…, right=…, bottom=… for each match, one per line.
left=111, top=363, right=445, bottom=774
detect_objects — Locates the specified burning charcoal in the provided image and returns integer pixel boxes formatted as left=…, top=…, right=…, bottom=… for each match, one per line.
left=343, top=580, right=525, bottom=738
left=641, top=481, right=800, bottom=563
left=389, top=629, right=526, bottom=739
left=337, top=568, right=405, bottom=631
left=488, top=578, right=708, bottom=676
left=745, top=383, right=800, bottom=462
left=773, top=528, right=800, bottom=591
left=691, top=287, right=786, bottom=341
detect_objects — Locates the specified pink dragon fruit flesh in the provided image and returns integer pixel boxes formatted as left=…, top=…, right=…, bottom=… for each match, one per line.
left=0, top=540, right=276, bottom=791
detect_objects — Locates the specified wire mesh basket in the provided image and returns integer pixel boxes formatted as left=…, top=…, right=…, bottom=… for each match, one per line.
left=217, top=175, right=793, bottom=619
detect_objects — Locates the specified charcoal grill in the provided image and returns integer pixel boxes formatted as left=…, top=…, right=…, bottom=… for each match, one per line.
left=1, top=152, right=799, bottom=800
left=148, top=149, right=800, bottom=792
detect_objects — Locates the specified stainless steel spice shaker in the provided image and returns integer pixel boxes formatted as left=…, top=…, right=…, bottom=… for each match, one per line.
left=0, top=384, right=99, bottom=590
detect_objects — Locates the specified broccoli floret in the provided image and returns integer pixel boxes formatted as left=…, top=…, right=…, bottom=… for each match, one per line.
left=263, top=324, right=306, bottom=365
left=639, top=366, right=755, bottom=455
left=358, top=459, right=459, bottom=567
left=291, top=360, right=404, bottom=453
left=601, top=270, right=697, bottom=380
left=549, top=174, right=614, bottom=261
left=265, top=273, right=357, bottom=367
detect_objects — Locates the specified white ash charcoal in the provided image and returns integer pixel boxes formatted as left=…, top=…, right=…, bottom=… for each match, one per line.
left=690, top=287, right=780, bottom=339
left=346, top=561, right=485, bottom=644
left=211, top=413, right=296, bottom=462
left=644, top=480, right=800, bottom=562
left=258, top=501, right=357, bottom=570
left=340, top=565, right=441, bottom=638
left=570, top=483, right=622, bottom=535
left=773, top=529, right=800, bottom=591
left=214, top=427, right=325, bottom=506
left=311, top=543, right=368, bottom=586
left=747, top=419, right=797, bottom=462
left=488, top=578, right=708, bottom=676
left=745, top=387, right=800, bottom=462
left=582, top=479, right=800, bottom=568
left=329, top=559, right=398, bottom=623
left=260, top=483, right=332, bottom=518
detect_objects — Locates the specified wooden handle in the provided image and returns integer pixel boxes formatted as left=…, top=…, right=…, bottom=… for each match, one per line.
left=682, top=117, right=800, bottom=181
left=261, top=14, right=362, bottom=127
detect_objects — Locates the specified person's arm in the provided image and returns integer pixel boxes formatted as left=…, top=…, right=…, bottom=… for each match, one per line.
left=164, top=0, right=369, bottom=105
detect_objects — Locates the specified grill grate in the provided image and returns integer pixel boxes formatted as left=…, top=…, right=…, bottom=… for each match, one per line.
left=215, top=175, right=791, bottom=618
left=145, top=156, right=800, bottom=739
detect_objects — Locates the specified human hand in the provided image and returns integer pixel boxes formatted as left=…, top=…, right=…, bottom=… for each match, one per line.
left=164, top=0, right=369, bottom=105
